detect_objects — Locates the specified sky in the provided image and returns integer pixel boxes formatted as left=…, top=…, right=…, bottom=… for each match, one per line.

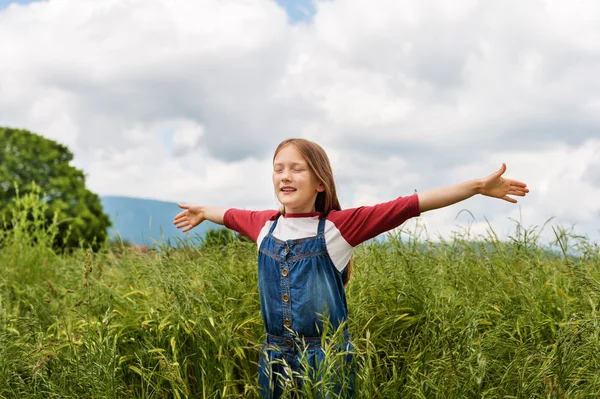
left=1, top=0, right=599, bottom=245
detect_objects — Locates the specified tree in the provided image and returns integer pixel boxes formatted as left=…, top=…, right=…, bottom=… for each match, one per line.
left=0, top=127, right=111, bottom=250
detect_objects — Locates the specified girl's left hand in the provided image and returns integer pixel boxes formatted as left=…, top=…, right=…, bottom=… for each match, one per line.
left=480, top=163, right=529, bottom=203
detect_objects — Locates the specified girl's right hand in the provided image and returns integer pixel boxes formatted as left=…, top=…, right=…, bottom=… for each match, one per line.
left=174, top=204, right=204, bottom=232
left=479, top=163, right=529, bottom=203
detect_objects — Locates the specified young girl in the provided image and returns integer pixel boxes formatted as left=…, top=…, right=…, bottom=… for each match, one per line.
left=173, top=138, right=529, bottom=398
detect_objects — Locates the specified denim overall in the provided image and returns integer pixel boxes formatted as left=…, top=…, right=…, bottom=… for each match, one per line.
left=257, top=215, right=354, bottom=398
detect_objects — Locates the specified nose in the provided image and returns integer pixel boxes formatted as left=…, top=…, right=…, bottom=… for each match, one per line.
left=281, top=175, right=292, bottom=183
left=281, top=169, right=292, bottom=182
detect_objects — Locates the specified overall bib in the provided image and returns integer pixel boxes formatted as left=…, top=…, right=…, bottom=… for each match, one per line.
left=257, top=216, right=354, bottom=398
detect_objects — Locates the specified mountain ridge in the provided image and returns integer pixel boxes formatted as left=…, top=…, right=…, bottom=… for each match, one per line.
left=100, top=195, right=218, bottom=246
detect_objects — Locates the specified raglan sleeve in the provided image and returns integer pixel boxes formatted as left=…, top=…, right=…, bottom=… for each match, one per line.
left=328, top=194, right=420, bottom=247
left=223, top=209, right=279, bottom=243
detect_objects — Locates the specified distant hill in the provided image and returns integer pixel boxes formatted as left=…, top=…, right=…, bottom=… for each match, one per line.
left=100, top=196, right=219, bottom=246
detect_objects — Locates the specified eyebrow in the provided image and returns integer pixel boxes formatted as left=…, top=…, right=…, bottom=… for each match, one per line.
left=273, top=161, right=306, bottom=167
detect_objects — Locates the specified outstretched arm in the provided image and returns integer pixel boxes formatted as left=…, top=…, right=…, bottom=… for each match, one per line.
left=418, top=163, right=529, bottom=213
left=173, top=204, right=230, bottom=232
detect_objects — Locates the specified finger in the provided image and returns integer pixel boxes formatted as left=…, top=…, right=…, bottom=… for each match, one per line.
left=508, top=191, right=527, bottom=197
left=510, top=185, right=529, bottom=192
left=503, top=195, right=517, bottom=204
left=173, top=215, right=187, bottom=224
left=495, top=163, right=507, bottom=177
left=174, top=211, right=186, bottom=221
left=506, top=179, right=527, bottom=187
left=182, top=225, right=193, bottom=233
left=174, top=218, right=188, bottom=226
left=508, top=187, right=529, bottom=194
left=178, top=203, right=189, bottom=209
left=175, top=221, right=189, bottom=229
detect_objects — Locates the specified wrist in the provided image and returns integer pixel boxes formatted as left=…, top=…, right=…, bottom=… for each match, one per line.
left=473, top=178, right=484, bottom=195
left=200, top=205, right=209, bottom=221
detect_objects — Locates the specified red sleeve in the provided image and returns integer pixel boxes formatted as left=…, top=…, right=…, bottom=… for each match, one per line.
left=327, top=194, right=420, bottom=247
left=223, top=209, right=280, bottom=243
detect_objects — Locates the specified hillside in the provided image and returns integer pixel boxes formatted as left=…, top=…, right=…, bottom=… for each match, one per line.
left=100, top=196, right=218, bottom=246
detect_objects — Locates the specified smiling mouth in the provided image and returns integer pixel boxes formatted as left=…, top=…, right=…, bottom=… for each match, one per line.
left=280, top=187, right=297, bottom=192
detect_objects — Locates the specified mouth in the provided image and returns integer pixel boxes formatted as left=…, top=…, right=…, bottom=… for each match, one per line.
left=280, top=187, right=297, bottom=194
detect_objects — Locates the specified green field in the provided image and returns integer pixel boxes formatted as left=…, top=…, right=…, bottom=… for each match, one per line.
left=1, top=194, right=600, bottom=398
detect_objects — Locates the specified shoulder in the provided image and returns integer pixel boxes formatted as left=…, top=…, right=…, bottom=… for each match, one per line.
left=326, top=194, right=418, bottom=223
left=224, top=208, right=279, bottom=222
left=324, top=194, right=420, bottom=247
left=224, top=209, right=280, bottom=242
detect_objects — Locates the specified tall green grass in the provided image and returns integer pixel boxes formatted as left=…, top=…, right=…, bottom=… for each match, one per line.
left=1, top=192, right=599, bottom=398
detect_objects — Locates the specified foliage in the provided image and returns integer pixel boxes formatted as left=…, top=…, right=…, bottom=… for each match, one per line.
left=201, top=227, right=254, bottom=249
left=201, top=227, right=237, bottom=248
left=0, top=127, right=111, bottom=251
left=1, top=194, right=600, bottom=398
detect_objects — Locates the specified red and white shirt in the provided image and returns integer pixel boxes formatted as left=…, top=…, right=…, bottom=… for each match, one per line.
left=224, top=194, right=420, bottom=272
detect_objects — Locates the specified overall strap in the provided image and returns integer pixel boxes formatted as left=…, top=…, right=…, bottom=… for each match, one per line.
left=267, top=214, right=280, bottom=235
left=317, top=215, right=327, bottom=236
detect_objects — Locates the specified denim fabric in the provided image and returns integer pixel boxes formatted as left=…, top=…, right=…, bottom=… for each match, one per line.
left=258, top=217, right=348, bottom=337
left=257, top=216, right=354, bottom=398
left=258, top=333, right=355, bottom=398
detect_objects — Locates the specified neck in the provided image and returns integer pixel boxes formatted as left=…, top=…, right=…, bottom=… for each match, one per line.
left=284, top=205, right=317, bottom=214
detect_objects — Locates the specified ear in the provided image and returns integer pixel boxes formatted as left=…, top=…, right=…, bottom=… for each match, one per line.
left=317, top=182, right=326, bottom=192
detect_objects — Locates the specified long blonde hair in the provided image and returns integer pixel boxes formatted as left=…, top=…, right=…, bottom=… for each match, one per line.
left=273, top=138, right=352, bottom=285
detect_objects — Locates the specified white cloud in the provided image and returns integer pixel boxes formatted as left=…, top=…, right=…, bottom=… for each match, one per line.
left=171, top=120, right=204, bottom=156
left=416, top=139, right=600, bottom=243
left=1, top=0, right=599, bottom=243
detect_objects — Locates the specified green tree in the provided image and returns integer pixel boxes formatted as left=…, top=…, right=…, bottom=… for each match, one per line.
left=0, top=127, right=111, bottom=250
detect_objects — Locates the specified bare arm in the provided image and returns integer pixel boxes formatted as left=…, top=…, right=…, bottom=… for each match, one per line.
left=418, top=163, right=529, bottom=213
left=173, top=204, right=230, bottom=232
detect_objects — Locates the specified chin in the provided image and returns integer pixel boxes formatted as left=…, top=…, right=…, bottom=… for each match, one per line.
left=280, top=201, right=294, bottom=209
left=277, top=197, right=290, bottom=207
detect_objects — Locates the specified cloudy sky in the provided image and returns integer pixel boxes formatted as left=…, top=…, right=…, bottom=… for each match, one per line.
left=1, top=0, right=599, bottom=244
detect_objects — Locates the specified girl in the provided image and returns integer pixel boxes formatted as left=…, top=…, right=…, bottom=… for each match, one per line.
left=173, top=138, right=529, bottom=398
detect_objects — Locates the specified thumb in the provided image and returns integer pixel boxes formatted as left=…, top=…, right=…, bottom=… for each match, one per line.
left=495, top=163, right=506, bottom=178
left=178, top=203, right=189, bottom=209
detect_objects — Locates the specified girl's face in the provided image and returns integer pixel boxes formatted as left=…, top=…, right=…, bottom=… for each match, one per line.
left=273, top=144, right=325, bottom=214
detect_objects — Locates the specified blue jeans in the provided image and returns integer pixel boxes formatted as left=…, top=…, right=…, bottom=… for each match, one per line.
left=258, top=333, right=355, bottom=398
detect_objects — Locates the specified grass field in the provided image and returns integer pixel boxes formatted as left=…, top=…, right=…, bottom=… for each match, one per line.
left=1, top=193, right=600, bottom=398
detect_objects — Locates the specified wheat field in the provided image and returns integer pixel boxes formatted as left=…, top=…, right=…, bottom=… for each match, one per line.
left=1, top=193, right=599, bottom=398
